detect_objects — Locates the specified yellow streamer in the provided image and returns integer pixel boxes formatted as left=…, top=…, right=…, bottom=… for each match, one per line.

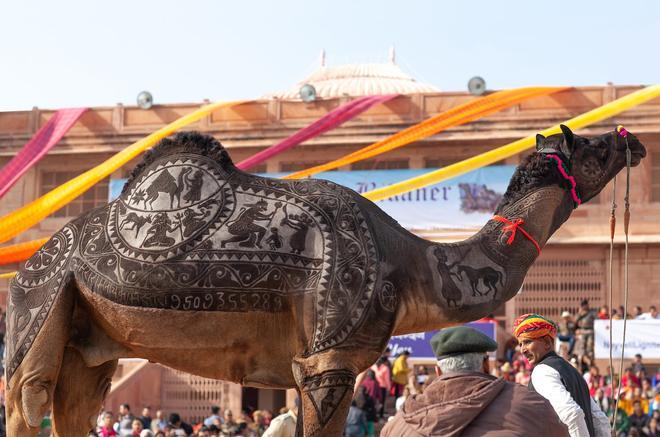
left=284, top=87, right=567, bottom=179
left=0, top=272, right=16, bottom=279
left=363, top=85, right=660, bottom=202
left=0, top=100, right=244, bottom=244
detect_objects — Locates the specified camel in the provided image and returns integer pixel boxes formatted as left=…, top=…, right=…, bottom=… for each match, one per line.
left=6, top=126, right=646, bottom=436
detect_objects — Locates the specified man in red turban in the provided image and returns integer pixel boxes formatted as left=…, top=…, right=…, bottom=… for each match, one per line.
left=513, top=313, right=610, bottom=437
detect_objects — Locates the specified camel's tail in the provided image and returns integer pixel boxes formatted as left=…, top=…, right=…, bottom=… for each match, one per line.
left=5, top=224, right=78, bottom=434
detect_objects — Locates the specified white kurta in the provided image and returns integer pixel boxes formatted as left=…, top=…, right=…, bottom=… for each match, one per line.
left=531, top=364, right=611, bottom=437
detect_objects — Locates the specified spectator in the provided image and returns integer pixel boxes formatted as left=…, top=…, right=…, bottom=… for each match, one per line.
left=382, top=326, right=568, bottom=436
left=623, top=367, right=641, bottom=389
left=575, top=300, right=596, bottom=359
left=360, top=369, right=381, bottom=407
left=558, top=311, right=577, bottom=354
left=638, top=305, right=659, bottom=320
left=263, top=398, right=297, bottom=437
left=118, top=404, right=136, bottom=437
left=355, top=385, right=377, bottom=437
left=515, top=367, right=531, bottom=386
left=344, top=400, right=367, bottom=437
left=167, top=413, right=188, bottom=437
left=649, top=417, right=660, bottom=437
left=584, top=365, right=604, bottom=396
left=203, top=406, right=222, bottom=427
left=633, top=354, right=648, bottom=375
left=139, top=407, right=153, bottom=431
left=394, top=386, right=410, bottom=412
left=629, top=400, right=650, bottom=435
left=610, top=404, right=631, bottom=437
left=221, top=409, right=238, bottom=436
left=391, top=351, right=411, bottom=398
left=250, top=410, right=267, bottom=436
left=151, top=410, right=167, bottom=432
left=618, top=305, right=630, bottom=319
left=633, top=306, right=644, bottom=319
left=100, top=412, right=118, bottom=437
left=514, top=313, right=610, bottom=436
left=140, top=430, right=154, bottom=437
left=597, top=306, right=610, bottom=320
left=594, top=388, right=610, bottom=414
left=131, top=419, right=143, bottom=437
left=371, top=356, right=391, bottom=419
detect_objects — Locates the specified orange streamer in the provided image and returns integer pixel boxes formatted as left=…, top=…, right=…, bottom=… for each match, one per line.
left=283, top=87, right=567, bottom=179
left=0, top=238, right=50, bottom=265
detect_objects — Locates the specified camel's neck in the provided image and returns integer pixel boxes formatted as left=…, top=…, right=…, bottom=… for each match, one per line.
left=394, top=184, right=574, bottom=335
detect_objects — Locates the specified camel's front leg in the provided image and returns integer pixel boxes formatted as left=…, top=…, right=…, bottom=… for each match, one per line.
left=292, top=355, right=356, bottom=437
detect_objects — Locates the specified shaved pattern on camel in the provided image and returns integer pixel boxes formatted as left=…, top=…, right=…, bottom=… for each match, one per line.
left=6, top=224, right=78, bottom=383
left=301, top=369, right=355, bottom=427
left=72, top=153, right=378, bottom=353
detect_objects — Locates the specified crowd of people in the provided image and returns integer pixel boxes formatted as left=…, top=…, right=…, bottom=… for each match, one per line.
left=88, top=404, right=296, bottom=437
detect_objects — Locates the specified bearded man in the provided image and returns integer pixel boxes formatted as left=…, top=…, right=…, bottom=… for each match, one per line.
left=514, top=313, right=611, bottom=437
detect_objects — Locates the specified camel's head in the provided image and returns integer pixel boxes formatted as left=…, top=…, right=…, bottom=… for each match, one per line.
left=535, top=125, right=647, bottom=203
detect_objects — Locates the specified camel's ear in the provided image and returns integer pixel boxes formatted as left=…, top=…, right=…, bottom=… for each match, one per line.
left=560, top=124, right=575, bottom=149
left=535, top=134, right=546, bottom=151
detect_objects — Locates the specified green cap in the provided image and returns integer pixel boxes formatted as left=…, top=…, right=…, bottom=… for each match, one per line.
left=430, top=326, right=498, bottom=360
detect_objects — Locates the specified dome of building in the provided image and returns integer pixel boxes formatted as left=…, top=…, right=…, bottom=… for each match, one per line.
left=265, top=50, right=440, bottom=100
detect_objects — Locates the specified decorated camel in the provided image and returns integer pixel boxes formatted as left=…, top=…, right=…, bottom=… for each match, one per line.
left=6, top=126, right=646, bottom=436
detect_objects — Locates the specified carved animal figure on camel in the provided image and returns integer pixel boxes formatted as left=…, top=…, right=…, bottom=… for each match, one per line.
left=6, top=126, right=646, bottom=436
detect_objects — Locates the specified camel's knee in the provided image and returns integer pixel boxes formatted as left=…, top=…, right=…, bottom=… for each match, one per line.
left=9, top=379, right=54, bottom=429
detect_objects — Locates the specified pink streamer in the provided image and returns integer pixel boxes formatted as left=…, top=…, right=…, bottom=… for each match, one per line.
left=0, top=108, right=87, bottom=199
left=237, top=95, right=397, bottom=170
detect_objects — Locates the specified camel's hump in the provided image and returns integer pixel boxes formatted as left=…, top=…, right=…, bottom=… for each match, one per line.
left=121, top=131, right=235, bottom=197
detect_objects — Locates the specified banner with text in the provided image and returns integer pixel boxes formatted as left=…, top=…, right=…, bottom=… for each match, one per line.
left=109, top=166, right=515, bottom=230
left=595, top=319, right=660, bottom=359
left=387, top=322, right=497, bottom=359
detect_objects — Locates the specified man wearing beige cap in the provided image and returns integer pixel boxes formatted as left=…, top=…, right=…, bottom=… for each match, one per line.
left=381, top=326, right=568, bottom=436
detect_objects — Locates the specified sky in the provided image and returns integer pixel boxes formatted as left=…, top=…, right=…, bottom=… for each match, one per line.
left=1, top=0, right=659, bottom=111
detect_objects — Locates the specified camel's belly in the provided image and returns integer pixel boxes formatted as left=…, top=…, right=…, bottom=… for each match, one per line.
left=77, top=285, right=299, bottom=386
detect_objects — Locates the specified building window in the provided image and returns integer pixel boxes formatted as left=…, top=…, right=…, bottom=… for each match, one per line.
left=351, top=159, right=409, bottom=170
left=652, top=153, right=660, bottom=202
left=424, top=158, right=451, bottom=168
left=41, top=171, right=109, bottom=218
left=517, top=258, right=604, bottom=320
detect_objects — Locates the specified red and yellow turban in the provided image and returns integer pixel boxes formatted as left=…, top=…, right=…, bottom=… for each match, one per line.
left=513, top=313, right=558, bottom=340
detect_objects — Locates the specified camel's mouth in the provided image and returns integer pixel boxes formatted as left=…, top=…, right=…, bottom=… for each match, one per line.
left=629, top=149, right=646, bottom=167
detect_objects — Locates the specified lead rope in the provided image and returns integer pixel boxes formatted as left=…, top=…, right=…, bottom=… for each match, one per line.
left=608, top=174, right=616, bottom=435
left=611, top=126, right=632, bottom=434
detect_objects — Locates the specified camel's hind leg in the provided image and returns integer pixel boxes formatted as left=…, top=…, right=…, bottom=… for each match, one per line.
left=52, top=347, right=117, bottom=436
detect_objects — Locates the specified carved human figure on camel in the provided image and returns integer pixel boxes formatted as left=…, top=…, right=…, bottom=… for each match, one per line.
left=6, top=126, right=646, bottom=436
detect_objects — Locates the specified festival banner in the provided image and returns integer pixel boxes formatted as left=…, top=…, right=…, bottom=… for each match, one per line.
left=387, top=322, right=497, bottom=359
left=110, top=165, right=515, bottom=230
left=594, top=319, right=660, bottom=359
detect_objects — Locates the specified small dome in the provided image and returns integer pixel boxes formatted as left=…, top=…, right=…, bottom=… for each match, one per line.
left=266, top=60, right=440, bottom=100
